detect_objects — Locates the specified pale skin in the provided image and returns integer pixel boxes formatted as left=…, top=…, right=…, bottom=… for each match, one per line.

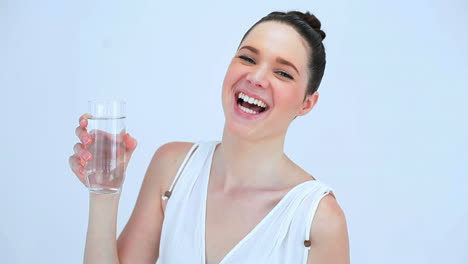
left=70, top=21, right=349, bottom=264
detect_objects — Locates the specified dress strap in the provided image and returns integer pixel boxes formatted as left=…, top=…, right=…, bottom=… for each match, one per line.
left=161, top=142, right=200, bottom=200
left=303, top=185, right=335, bottom=250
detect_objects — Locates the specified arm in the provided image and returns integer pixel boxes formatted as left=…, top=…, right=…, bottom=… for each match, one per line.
left=83, top=142, right=192, bottom=264
left=75, top=115, right=137, bottom=264
left=116, top=142, right=195, bottom=263
left=84, top=193, right=122, bottom=264
left=307, top=194, right=350, bottom=264
left=83, top=146, right=165, bottom=264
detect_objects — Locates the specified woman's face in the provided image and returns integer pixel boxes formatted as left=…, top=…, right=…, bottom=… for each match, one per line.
left=221, top=21, right=318, bottom=140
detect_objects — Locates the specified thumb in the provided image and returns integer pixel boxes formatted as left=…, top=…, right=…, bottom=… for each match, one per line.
left=123, top=133, right=137, bottom=171
left=124, top=133, right=137, bottom=156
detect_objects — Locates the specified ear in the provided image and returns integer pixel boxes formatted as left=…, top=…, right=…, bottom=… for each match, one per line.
left=297, top=91, right=319, bottom=117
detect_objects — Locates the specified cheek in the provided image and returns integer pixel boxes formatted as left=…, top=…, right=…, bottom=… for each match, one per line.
left=223, top=63, right=243, bottom=90
left=273, top=85, right=304, bottom=113
left=222, top=63, right=240, bottom=105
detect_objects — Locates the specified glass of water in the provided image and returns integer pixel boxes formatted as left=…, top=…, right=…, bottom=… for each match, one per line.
left=86, top=99, right=126, bottom=194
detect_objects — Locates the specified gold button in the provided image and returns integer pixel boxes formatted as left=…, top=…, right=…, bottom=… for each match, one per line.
left=164, top=190, right=172, bottom=199
left=304, top=240, right=311, bottom=247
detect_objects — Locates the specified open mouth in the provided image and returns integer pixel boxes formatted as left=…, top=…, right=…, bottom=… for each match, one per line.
left=234, top=91, right=270, bottom=115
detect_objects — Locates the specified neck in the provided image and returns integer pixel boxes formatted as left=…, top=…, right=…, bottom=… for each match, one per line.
left=214, top=127, right=290, bottom=192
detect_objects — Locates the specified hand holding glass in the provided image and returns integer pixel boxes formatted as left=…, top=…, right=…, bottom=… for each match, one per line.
left=85, top=100, right=127, bottom=194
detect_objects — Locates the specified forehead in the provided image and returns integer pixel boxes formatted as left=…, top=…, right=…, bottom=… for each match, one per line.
left=240, top=21, right=309, bottom=68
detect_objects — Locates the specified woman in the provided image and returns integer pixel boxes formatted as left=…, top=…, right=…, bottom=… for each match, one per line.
left=70, top=11, right=350, bottom=264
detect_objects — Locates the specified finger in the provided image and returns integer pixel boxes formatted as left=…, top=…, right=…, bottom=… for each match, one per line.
left=69, top=155, right=87, bottom=185
left=72, top=151, right=87, bottom=167
left=73, top=143, right=92, bottom=162
left=79, top=113, right=92, bottom=128
left=124, top=133, right=138, bottom=152
left=122, top=133, right=137, bottom=170
left=75, top=126, right=92, bottom=145
left=69, top=155, right=85, bottom=175
left=73, top=142, right=83, bottom=155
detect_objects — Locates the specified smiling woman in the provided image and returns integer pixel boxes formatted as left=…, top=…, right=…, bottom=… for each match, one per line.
left=70, top=10, right=349, bottom=264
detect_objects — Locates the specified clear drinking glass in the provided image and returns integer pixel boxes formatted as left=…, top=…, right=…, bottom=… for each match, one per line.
left=85, top=99, right=126, bottom=194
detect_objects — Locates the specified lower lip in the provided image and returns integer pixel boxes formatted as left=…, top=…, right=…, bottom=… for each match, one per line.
left=233, top=95, right=269, bottom=120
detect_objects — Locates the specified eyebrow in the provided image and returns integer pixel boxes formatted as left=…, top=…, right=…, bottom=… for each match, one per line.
left=239, top=45, right=300, bottom=76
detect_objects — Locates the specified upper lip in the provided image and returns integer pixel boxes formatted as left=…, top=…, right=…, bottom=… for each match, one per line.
left=235, top=89, right=270, bottom=107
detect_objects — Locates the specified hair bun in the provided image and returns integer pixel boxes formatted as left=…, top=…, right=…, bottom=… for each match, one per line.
left=279, top=11, right=326, bottom=40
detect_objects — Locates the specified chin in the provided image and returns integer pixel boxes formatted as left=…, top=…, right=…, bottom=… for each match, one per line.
left=222, top=108, right=269, bottom=142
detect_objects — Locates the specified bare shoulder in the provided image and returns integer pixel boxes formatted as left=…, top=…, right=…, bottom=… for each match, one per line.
left=307, top=193, right=350, bottom=264
left=149, top=141, right=197, bottom=197
left=127, top=141, right=196, bottom=202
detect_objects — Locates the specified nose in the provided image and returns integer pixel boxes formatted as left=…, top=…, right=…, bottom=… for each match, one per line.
left=246, top=66, right=268, bottom=88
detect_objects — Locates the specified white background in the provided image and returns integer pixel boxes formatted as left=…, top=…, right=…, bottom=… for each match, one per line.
left=1, top=0, right=467, bottom=263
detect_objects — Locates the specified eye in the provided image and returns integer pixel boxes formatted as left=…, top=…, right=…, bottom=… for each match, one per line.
left=238, top=55, right=256, bottom=64
left=276, top=71, right=294, bottom=80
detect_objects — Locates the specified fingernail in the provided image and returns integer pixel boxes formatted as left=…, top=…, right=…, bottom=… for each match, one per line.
left=81, top=136, right=91, bottom=144
left=81, top=151, right=91, bottom=161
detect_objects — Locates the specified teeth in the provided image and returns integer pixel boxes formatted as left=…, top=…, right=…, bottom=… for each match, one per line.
left=238, top=92, right=267, bottom=108
left=239, top=105, right=258, bottom=114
